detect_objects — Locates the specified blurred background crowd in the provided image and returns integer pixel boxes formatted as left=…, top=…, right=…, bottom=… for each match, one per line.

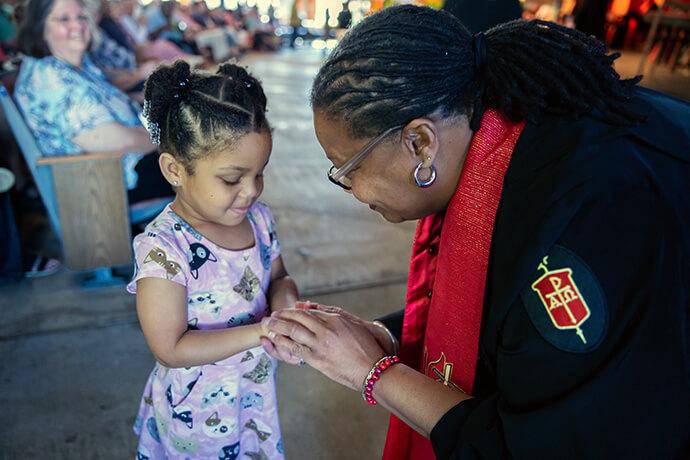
left=0, top=0, right=688, bottom=281
left=1, top=0, right=686, bottom=100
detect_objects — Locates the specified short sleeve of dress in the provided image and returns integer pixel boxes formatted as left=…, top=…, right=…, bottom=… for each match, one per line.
left=251, top=201, right=281, bottom=262
left=126, top=232, right=189, bottom=293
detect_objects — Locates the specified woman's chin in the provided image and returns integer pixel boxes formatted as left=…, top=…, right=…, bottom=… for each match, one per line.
left=376, top=209, right=405, bottom=223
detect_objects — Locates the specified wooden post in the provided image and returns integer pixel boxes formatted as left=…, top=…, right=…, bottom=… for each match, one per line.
left=50, top=157, right=132, bottom=271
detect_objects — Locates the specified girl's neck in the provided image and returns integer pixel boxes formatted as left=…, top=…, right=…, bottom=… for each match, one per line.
left=169, top=197, right=255, bottom=252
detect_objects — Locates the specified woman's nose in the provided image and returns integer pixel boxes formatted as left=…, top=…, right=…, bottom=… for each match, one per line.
left=67, top=21, right=84, bottom=33
left=72, top=15, right=90, bottom=29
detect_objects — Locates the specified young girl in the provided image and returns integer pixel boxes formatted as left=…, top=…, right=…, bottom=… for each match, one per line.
left=127, top=60, right=298, bottom=460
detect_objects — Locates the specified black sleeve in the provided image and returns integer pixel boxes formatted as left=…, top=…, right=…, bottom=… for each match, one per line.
left=430, top=179, right=690, bottom=459
left=376, top=309, right=404, bottom=343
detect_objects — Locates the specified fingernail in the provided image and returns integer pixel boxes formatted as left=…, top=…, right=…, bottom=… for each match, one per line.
left=268, top=331, right=276, bottom=340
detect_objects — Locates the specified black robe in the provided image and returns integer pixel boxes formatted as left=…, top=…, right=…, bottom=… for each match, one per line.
left=380, top=88, right=690, bottom=459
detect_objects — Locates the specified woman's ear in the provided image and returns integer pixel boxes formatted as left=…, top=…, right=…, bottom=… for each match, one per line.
left=402, top=118, right=439, bottom=168
left=158, top=152, right=185, bottom=187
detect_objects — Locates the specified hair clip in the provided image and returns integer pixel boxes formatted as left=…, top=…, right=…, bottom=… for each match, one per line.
left=142, top=99, right=150, bottom=119
left=245, top=81, right=252, bottom=88
left=142, top=100, right=160, bottom=145
left=149, top=122, right=160, bottom=146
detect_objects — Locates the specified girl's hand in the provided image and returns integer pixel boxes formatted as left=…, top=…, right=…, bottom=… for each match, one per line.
left=260, top=334, right=303, bottom=366
left=260, top=301, right=319, bottom=364
left=261, top=307, right=386, bottom=391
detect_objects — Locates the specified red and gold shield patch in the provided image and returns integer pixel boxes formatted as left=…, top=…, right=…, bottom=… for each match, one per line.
left=520, top=245, right=608, bottom=353
left=531, top=264, right=590, bottom=344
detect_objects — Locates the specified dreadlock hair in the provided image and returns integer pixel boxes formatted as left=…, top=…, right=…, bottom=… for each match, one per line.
left=311, top=5, right=645, bottom=138
left=143, top=60, right=269, bottom=173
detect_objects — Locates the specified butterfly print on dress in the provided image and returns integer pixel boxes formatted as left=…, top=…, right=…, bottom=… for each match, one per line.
left=243, top=419, right=271, bottom=442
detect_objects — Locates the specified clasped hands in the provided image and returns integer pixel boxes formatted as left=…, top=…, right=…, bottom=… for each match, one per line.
left=261, top=301, right=396, bottom=391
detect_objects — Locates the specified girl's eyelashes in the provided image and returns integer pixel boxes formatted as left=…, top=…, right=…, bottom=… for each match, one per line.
left=221, top=172, right=263, bottom=186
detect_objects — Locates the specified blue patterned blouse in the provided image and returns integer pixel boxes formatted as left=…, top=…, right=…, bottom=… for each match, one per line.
left=91, top=27, right=137, bottom=72
left=14, top=54, right=145, bottom=189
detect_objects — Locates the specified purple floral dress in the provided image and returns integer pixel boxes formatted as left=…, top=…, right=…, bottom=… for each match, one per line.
left=127, top=201, right=284, bottom=460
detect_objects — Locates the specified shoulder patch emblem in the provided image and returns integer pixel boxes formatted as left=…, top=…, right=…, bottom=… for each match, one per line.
left=520, top=245, right=608, bottom=353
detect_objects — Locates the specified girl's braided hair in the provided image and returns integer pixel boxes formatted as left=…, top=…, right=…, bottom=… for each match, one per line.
left=311, top=5, right=644, bottom=137
left=143, top=60, right=269, bottom=173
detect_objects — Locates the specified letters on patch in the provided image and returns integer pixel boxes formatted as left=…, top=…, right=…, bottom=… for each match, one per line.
left=520, top=245, right=608, bottom=353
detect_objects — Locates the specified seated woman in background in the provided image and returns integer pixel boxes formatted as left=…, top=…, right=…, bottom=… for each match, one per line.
left=86, top=0, right=157, bottom=102
left=90, top=24, right=157, bottom=101
left=144, top=0, right=199, bottom=56
left=14, top=0, right=172, bottom=205
left=102, top=0, right=203, bottom=67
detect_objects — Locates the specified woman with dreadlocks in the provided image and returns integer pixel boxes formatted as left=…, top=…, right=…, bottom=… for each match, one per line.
left=262, top=5, right=690, bottom=459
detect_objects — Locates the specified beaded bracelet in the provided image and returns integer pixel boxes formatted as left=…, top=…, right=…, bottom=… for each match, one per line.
left=362, top=355, right=400, bottom=405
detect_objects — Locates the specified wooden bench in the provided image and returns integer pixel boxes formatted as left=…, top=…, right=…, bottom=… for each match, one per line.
left=0, top=83, right=169, bottom=283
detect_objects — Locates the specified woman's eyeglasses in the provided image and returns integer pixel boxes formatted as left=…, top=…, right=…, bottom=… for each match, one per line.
left=48, top=14, right=90, bottom=24
left=327, top=125, right=404, bottom=190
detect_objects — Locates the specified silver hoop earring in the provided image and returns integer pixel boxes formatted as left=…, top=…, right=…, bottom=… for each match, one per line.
left=414, top=162, right=436, bottom=188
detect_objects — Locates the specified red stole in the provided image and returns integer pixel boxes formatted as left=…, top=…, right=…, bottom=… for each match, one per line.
left=382, top=110, right=525, bottom=460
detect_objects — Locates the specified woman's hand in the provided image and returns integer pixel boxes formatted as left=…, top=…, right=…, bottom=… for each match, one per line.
left=295, top=302, right=398, bottom=355
left=261, top=305, right=387, bottom=391
left=263, top=302, right=471, bottom=438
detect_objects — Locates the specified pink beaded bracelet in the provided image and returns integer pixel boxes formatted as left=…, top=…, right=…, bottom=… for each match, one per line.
left=362, top=355, right=400, bottom=405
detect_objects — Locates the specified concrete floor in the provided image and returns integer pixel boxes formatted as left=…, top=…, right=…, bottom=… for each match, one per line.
left=1, top=45, right=688, bottom=460
left=0, top=284, right=408, bottom=460
left=613, top=50, right=690, bottom=102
